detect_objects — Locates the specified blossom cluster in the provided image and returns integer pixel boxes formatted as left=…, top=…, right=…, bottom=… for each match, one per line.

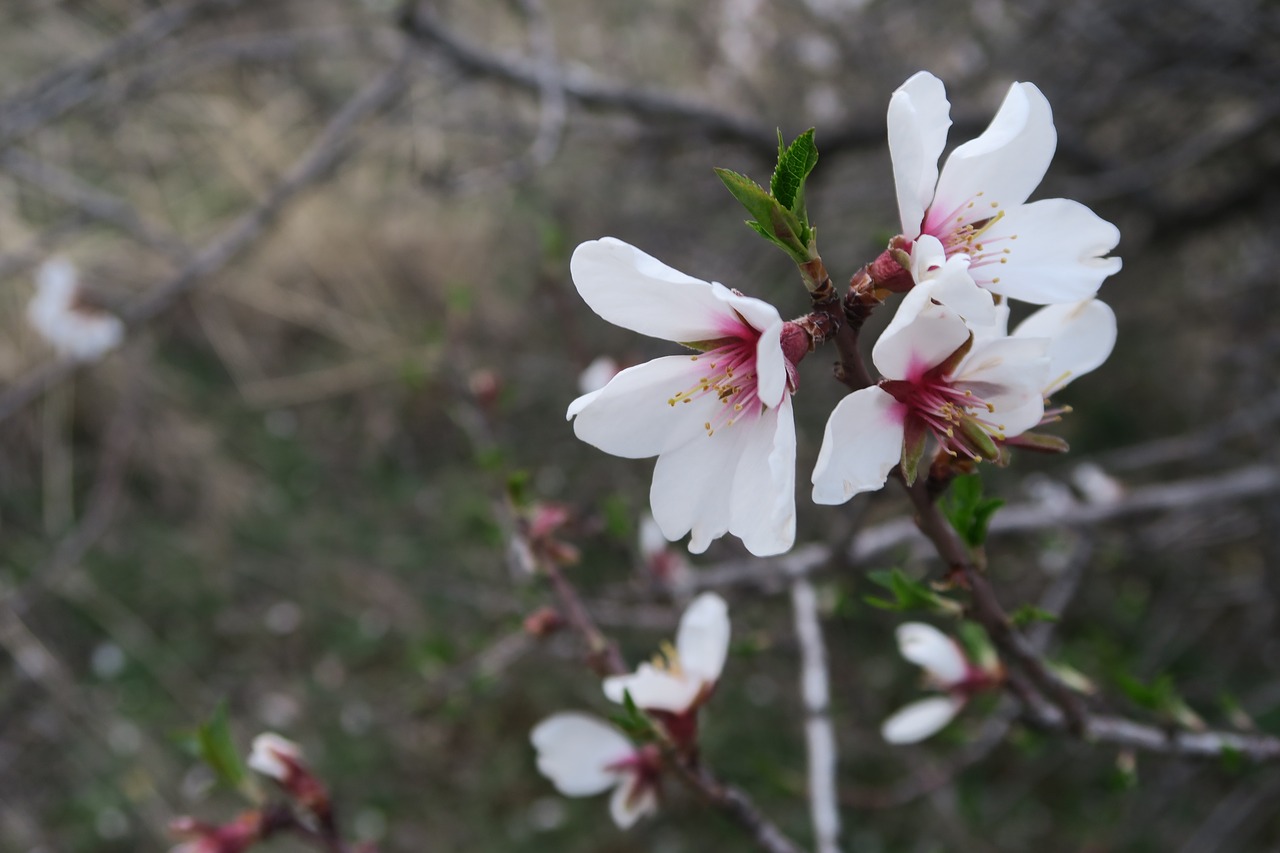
left=531, top=592, right=730, bottom=828
left=567, top=72, right=1119, bottom=558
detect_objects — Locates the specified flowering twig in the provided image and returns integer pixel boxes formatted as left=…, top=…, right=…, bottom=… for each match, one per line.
left=789, top=577, right=842, bottom=853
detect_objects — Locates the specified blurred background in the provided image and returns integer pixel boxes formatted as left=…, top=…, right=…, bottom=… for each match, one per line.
left=1, top=0, right=1279, bottom=850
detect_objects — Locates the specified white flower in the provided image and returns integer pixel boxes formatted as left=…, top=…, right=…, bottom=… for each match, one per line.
left=882, top=622, right=985, bottom=744
left=530, top=712, right=660, bottom=829
left=247, top=732, right=302, bottom=782
left=567, top=238, right=798, bottom=557
left=811, top=297, right=1049, bottom=502
left=603, top=592, right=730, bottom=718
left=888, top=71, right=1121, bottom=305
left=26, top=257, right=124, bottom=361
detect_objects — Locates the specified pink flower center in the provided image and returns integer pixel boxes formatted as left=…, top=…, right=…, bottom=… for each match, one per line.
left=667, top=325, right=763, bottom=437
left=881, top=366, right=1008, bottom=461
left=923, top=192, right=1018, bottom=287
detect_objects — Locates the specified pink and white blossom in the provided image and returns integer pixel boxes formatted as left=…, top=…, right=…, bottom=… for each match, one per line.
left=567, top=238, right=799, bottom=557
left=603, top=592, right=730, bottom=718
left=882, top=622, right=999, bottom=744
left=530, top=712, right=660, bottom=829
left=26, top=257, right=124, bottom=361
left=246, top=732, right=302, bottom=782
left=888, top=71, right=1121, bottom=304
left=811, top=298, right=1049, bottom=502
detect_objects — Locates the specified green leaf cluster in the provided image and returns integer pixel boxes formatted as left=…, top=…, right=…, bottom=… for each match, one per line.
left=185, top=702, right=253, bottom=797
left=940, top=474, right=1005, bottom=548
left=1115, top=673, right=1205, bottom=730
left=864, top=567, right=962, bottom=615
left=715, top=129, right=819, bottom=270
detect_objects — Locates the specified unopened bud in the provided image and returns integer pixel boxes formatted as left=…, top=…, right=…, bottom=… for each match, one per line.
left=247, top=733, right=302, bottom=783
left=523, top=607, right=564, bottom=637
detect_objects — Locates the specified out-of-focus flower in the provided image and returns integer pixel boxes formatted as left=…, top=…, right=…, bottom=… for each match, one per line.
left=881, top=622, right=1000, bottom=744
left=247, top=733, right=302, bottom=783
left=638, top=514, right=692, bottom=593
left=530, top=712, right=661, bottom=829
left=887, top=71, right=1121, bottom=304
left=26, top=257, right=124, bottom=361
left=811, top=297, right=1049, bottom=502
left=567, top=238, right=800, bottom=557
left=603, top=592, right=729, bottom=746
left=168, top=814, right=263, bottom=853
left=578, top=355, right=620, bottom=395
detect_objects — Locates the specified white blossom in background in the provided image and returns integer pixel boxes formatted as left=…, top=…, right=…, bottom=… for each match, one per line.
left=530, top=712, right=660, bottom=829
left=882, top=622, right=999, bottom=744
left=578, top=355, right=620, bottom=395
left=567, top=238, right=799, bottom=557
left=603, top=592, right=730, bottom=744
left=812, top=296, right=1049, bottom=503
left=247, top=732, right=302, bottom=782
left=888, top=71, right=1121, bottom=304
left=638, top=513, right=693, bottom=594
left=26, top=257, right=124, bottom=361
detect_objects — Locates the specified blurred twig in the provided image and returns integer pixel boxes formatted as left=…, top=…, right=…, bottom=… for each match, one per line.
left=789, top=577, right=842, bottom=853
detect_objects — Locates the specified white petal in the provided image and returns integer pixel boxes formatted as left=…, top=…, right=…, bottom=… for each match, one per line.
left=609, top=773, right=658, bottom=829
left=1013, top=299, right=1117, bottom=396
left=247, top=732, right=302, bottom=781
left=531, top=712, right=634, bottom=796
left=909, top=245, right=996, bottom=328
left=675, top=592, right=731, bottom=683
left=603, top=664, right=702, bottom=713
left=872, top=298, right=971, bottom=381
left=970, top=199, right=1122, bottom=304
left=648, top=414, right=749, bottom=553
left=728, top=398, right=796, bottom=556
left=752, top=318, right=788, bottom=408
left=638, top=514, right=667, bottom=560
left=36, top=257, right=78, bottom=303
left=888, top=72, right=951, bottom=238
left=927, top=82, right=1055, bottom=235
left=717, top=284, right=786, bottom=343
left=896, top=622, right=968, bottom=684
left=954, top=336, right=1050, bottom=437
left=811, top=388, right=906, bottom=504
left=571, top=238, right=760, bottom=343
left=568, top=356, right=722, bottom=459
left=881, top=696, right=964, bottom=744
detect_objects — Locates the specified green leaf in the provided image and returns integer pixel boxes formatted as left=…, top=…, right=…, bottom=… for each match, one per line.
left=940, top=473, right=1004, bottom=548
left=770, top=128, right=818, bottom=214
left=955, top=621, right=998, bottom=672
left=1009, top=604, right=1060, bottom=628
left=195, top=702, right=249, bottom=793
left=1115, top=673, right=1205, bottom=730
left=608, top=689, right=657, bottom=742
left=863, top=568, right=962, bottom=615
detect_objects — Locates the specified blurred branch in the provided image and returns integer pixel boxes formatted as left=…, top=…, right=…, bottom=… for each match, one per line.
left=790, top=577, right=842, bottom=853
left=0, top=148, right=191, bottom=261
left=0, top=53, right=412, bottom=425
left=0, top=0, right=244, bottom=145
left=693, top=463, right=1280, bottom=592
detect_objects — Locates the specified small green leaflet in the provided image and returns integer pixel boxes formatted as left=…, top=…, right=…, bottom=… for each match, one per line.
left=192, top=702, right=250, bottom=793
left=864, top=567, right=962, bottom=615
left=770, top=129, right=818, bottom=214
left=940, top=474, right=1004, bottom=548
left=713, top=128, right=819, bottom=267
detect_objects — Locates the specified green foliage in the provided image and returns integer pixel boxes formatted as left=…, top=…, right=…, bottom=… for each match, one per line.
left=864, top=568, right=963, bottom=615
left=1010, top=604, right=1060, bottom=627
left=940, top=474, right=1005, bottom=548
left=609, top=689, right=657, bottom=742
left=1115, top=673, right=1205, bottom=730
left=714, top=128, right=819, bottom=268
left=956, top=620, right=998, bottom=671
left=188, top=702, right=252, bottom=797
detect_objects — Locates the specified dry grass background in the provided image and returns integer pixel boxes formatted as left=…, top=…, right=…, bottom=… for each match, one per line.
left=0, top=0, right=1279, bottom=850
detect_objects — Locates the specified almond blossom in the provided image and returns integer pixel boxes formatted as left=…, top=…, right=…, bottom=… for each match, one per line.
left=887, top=71, right=1121, bottom=304
left=530, top=712, right=661, bottom=829
left=247, top=733, right=303, bottom=782
left=882, top=622, right=1000, bottom=744
left=603, top=591, right=729, bottom=746
left=26, top=257, right=124, bottom=361
left=567, top=238, right=801, bottom=557
left=811, top=296, right=1049, bottom=503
